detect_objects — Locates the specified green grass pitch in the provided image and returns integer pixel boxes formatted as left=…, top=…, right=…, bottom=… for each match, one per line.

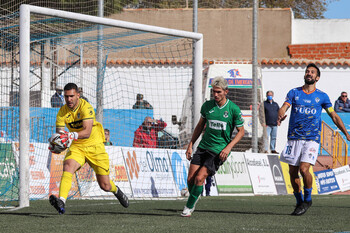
left=1, top=195, right=350, bottom=233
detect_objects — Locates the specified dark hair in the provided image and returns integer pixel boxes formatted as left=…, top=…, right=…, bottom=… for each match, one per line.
left=104, top=128, right=110, bottom=133
left=64, top=83, right=79, bottom=92
left=136, top=93, right=143, bottom=100
left=307, top=63, right=320, bottom=77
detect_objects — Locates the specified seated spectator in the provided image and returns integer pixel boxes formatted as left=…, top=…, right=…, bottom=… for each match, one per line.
left=104, top=128, right=113, bottom=146
left=133, top=117, right=167, bottom=148
left=132, top=94, right=153, bottom=109
left=334, top=91, right=350, bottom=112
left=51, top=85, right=64, bottom=108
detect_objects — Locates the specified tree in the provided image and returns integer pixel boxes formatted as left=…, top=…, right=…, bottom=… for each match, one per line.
left=140, top=0, right=338, bottom=19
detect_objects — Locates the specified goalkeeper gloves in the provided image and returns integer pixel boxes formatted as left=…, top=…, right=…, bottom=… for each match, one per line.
left=59, top=131, right=78, bottom=148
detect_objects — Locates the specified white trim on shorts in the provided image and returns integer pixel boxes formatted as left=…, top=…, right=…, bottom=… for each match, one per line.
left=280, top=140, right=319, bottom=166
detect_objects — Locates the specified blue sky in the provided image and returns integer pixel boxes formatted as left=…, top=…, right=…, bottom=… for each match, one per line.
left=324, top=0, right=350, bottom=18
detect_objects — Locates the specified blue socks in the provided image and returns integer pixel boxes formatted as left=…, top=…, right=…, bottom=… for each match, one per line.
left=304, top=187, right=313, bottom=202
left=294, top=191, right=304, bottom=206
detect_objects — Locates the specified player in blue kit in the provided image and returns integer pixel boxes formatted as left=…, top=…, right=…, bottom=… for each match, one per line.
left=278, top=63, right=350, bottom=216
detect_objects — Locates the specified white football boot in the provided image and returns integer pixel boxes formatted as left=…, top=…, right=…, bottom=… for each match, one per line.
left=181, top=206, right=195, bottom=217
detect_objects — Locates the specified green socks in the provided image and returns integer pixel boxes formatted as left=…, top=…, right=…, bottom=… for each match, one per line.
left=186, top=185, right=203, bottom=209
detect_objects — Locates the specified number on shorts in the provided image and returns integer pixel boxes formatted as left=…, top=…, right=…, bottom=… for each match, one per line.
left=286, top=145, right=292, bottom=155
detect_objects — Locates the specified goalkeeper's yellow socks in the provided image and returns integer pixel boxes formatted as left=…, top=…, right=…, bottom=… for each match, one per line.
left=186, top=185, right=203, bottom=209
left=59, top=171, right=73, bottom=202
left=110, top=180, right=117, bottom=193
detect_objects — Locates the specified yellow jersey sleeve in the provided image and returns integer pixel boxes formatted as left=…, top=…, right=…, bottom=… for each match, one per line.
left=56, top=107, right=67, bottom=128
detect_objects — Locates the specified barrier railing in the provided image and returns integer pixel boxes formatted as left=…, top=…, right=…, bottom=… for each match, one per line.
left=320, top=121, right=348, bottom=168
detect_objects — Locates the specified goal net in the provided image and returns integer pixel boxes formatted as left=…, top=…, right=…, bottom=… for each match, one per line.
left=0, top=4, right=202, bottom=207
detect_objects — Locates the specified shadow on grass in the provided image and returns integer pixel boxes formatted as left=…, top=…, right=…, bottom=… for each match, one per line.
left=0, top=211, right=177, bottom=218
left=155, top=208, right=291, bottom=216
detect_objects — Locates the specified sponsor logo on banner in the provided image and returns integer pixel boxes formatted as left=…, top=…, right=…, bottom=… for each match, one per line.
left=48, top=150, right=81, bottom=198
left=314, top=169, right=340, bottom=194
left=126, top=151, right=140, bottom=179
left=267, top=155, right=287, bottom=195
left=14, top=142, right=35, bottom=152
left=170, top=151, right=188, bottom=191
left=125, top=148, right=177, bottom=198
left=0, top=143, right=18, bottom=199
left=216, top=152, right=253, bottom=193
left=114, top=165, right=128, bottom=182
left=228, top=68, right=242, bottom=78
left=75, top=163, right=94, bottom=182
left=31, top=171, right=45, bottom=180
left=244, top=153, right=277, bottom=195
left=30, top=186, right=46, bottom=195
left=333, top=165, right=350, bottom=192
left=280, top=161, right=318, bottom=194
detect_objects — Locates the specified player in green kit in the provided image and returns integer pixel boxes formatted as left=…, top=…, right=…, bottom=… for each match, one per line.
left=181, top=76, right=245, bottom=217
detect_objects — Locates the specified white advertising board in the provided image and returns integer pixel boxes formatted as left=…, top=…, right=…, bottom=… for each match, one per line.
left=216, top=152, right=253, bottom=193
left=333, top=165, right=350, bottom=192
left=244, top=153, right=277, bottom=195
left=121, top=147, right=178, bottom=198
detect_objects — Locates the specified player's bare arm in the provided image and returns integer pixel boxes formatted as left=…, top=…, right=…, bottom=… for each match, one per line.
left=219, top=126, right=244, bottom=161
left=77, top=119, right=93, bottom=139
left=278, top=103, right=289, bottom=123
left=185, top=117, right=206, bottom=160
left=328, top=110, right=350, bottom=141
left=56, top=127, right=65, bottom=134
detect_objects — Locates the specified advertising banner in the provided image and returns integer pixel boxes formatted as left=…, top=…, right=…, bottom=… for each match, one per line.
left=216, top=152, right=253, bottom=193
left=245, top=153, right=277, bottom=195
left=81, top=146, right=131, bottom=198
left=0, top=143, right=18, bottom=201
left=333, top=165, right=350, bottom=192
left=27, top=143, right=52, bottom=199
left=280, top=161, right=318, bottom=194
left=122, top=147, right=178, bottom=198
left=47, top=147, right=82, bottom=199
left=167, top=149, right=189, bottom=196
left=314, top=169, right=340, bottom=194
left=267, top=154, right=287, bottom=195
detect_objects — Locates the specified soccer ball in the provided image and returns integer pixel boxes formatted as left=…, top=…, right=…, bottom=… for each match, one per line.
left=48, top=133, right=67, bottom=153
left=180, top=188, right=189, bottom=197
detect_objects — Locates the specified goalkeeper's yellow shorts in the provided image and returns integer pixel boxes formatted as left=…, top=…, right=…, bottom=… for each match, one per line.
left=65, top=142, right=110, bottom=175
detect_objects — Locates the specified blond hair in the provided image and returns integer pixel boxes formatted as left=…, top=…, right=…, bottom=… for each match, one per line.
left=211, top=76, right=228, bottom=90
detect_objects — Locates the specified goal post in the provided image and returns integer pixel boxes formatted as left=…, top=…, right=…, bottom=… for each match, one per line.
left=18, top=4, right=203, bottom=207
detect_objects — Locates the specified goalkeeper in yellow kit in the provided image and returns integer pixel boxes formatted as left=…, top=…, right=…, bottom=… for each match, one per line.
left=49, top=83, right=129, bottom=214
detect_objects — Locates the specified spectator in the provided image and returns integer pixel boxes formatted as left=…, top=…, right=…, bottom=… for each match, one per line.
left=132, top=94, right=153, bottom=109
left=78, top=87, right=89, bottom=102
left=334, top=91, right=350, bottom=112
left=263, top=90, right=280, bottom=153
left=202, top=175, right=212, bottom=196
left=51, top=85, right=64, bottom=108
left=104, top=128, right=113, bottom=146
left=133, top=116, right=167, bottom=148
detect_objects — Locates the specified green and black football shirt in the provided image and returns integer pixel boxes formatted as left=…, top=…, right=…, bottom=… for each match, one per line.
left=198, top=99, right=244, bottom=154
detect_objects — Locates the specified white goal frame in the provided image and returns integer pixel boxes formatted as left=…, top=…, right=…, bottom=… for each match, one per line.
left=19, top=4, right=203, bottom=207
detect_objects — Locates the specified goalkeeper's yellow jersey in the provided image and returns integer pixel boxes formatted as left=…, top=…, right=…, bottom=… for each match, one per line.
left=56, top=98, right=105, bottom=147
